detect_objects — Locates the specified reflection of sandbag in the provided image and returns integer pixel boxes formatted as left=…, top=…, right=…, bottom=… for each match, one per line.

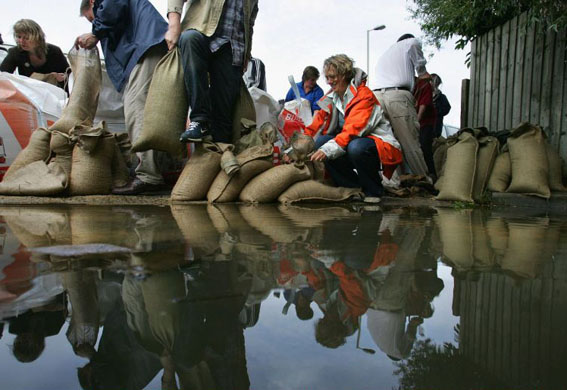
left=132, top=48, right=187, bottom=158
left=70, top=134, right=115, bottom=195
left=500, top=219, right=549, bottom=278
left=0, top=161, right=67, bottom=196
left=49, top=48, right=101, bottom=134
left=208, top=204, right=272, bottom=247
left=240, top=163, right=311, bottom=203
left=435, top=208, right=474, bottom=271
left=278, top=204, right=357, bottom=229
left=486, top=217, right=508, bottom=258
left=171, top=204, right=220, bottom=257
left=70, top=206, right=129, bottom=246
left=436, top=131, right=478, bottom=202
left=472, top=136, right=499, bottom=201
left=487, top=151, right=511, bottom=192
left=63, top=270, right=100, bottom=350
left=208, top=145, right=273, bottom=203
left=506, top=123, right=550, bottom=198
left=278, top=180, right=363, bottom=204
left=239, top=204, right=307, bottom=244
left=471, top=211, right=494, bottom=270
left=171, top=142, right=229, bottom=201
left=3, top=207, right=71, bottom=247
left=546, top=144, right=567, bottom=191
left=4, top=128, right=51, bottom=181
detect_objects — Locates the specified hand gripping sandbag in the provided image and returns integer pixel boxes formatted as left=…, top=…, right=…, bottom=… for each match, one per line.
left=506, top=123, right=550, bottom=198
left=49, top=48, right=101, bottom=134
left=3, top=127, right=52, bottom=181
left=132, top=48, right=188, bottom=158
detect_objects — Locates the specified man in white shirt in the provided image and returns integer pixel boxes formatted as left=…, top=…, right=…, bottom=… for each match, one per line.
left=372, top=34, right=431, bottom=177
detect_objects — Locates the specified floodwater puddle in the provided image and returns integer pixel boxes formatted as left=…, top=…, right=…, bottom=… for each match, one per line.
left=0, top=204, right=565, bottom=389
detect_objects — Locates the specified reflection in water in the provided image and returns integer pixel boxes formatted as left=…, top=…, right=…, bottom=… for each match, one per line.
left=0, top=205, right=565, bottom=389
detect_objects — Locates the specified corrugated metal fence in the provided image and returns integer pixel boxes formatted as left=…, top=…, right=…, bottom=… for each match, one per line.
left=464, top=12, right=567, bottom=167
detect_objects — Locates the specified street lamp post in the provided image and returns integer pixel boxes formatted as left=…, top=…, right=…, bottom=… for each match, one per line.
left=366, top=24, right=386, bottom=76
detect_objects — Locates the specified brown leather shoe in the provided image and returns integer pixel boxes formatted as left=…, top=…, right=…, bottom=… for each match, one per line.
left=112, top=177, right=164, bottom=195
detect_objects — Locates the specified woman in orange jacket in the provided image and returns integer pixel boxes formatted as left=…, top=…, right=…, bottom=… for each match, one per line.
left=306, top=54, right=402, bottom=202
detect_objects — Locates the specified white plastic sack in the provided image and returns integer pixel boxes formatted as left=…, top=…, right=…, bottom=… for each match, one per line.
left=248, top=86, right=281, bottom=128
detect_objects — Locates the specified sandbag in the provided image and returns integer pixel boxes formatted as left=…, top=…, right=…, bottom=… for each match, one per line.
left=49, top=48, right=101, bottom=134
left=432, top=137, right=449, bottom=178
left=506, top=123, right=550, bottom=198
left=69, top=134, right=115, bottom=195
left=472, top=136, right=499, bottom=201
left=487, top=151, right=511, bottom=192
left=207, top=145, right=273, bottom=203
left=547, top=144, right=567, bottom=191
left=436, top=131, right=478, bottom=202
left=30, top=72, right=59, bottom=86
left=0, top=160, right=67, bottom=196
left=171, top=142, right=230, bottom=201
left=278, top=180, right=363, bottom=204
left=111, top=141, right=130, bottom=188
left=4, top=128, right=51, bottom=181
left=132, top=48, right=188, bottom=158
left=239, top=163, right=311, bottom=203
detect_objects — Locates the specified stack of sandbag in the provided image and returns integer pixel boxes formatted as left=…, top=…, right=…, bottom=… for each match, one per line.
left=0, top=47, right=107, bottom=196
left=487, top=122, right=566, bottom=198
left=436, top=128, right=499, bottom=202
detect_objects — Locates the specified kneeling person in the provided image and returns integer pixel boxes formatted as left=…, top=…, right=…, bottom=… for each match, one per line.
left=306, top=54, right=402, bottom=202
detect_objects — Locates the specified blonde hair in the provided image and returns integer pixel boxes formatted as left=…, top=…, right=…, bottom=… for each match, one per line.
left=323, top=54, right=355, bottom=83
left=13, top=19, right=47, bottom=55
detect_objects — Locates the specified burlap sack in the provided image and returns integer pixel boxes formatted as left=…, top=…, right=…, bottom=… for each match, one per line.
left=472, top=136, right=499, bottom=201
left=111, top=141, right=130, bottom=188
left=305, top=161, right=327, bottom=183
left=207, top=145, right=273, bottom=203
left=207, top=204, right=272, bottom=247
left=434, top=208, right=474, bottom=271
left=506, top=123, right=550, bottom=198
left=500, top=218, right=549, bottom=278
left=4, top=128, right=51, bottom=181
left=278, top=180, right=363, bottom=204
left=436, top=131, right=478, bottom=202
left=487, top=150, right=511, bottom=192
left=132, top=48, right=188, bottom=158
left=432, top=138, right=449, bottom=178
left=69, top=134, right=115, bottom=195
left=235, top=121, right=277, bottom=154
left=232, top=81, right=256, bottom=144
left=49, top=48, right=101, bottom=134
left=546, top=143, right=567, bottom=191
left=0, top=161, right=67, bottom=196
left=171, top=142, right=230, bottom=201
left=240, top=163, right=311, bottom=203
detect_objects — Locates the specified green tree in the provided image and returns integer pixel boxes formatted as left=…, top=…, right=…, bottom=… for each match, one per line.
left=409, top=0, right=567, bottom=49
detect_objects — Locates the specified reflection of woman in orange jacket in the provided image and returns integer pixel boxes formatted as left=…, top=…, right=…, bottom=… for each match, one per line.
left=306, top=54, right=402, bottom=201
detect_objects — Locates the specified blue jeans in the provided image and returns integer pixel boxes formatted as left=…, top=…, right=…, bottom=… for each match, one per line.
left=178, top=30, right=242, bottom=143
left=315, top=135, right=383, bottom=197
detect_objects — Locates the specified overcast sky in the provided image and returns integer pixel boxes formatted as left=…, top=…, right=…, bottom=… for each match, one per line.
left=1, top=0, right=470, bottom=126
